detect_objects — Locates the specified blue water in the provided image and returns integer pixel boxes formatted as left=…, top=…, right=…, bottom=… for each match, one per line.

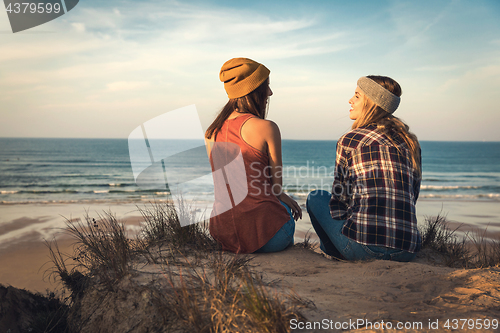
left=1, top=138, right=499, bottom=204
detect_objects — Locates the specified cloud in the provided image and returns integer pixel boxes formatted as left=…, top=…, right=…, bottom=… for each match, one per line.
left=0, top=37, right=103, bottom=62
left=107, top=81, right=151, bottom=91
left=64, top=1, right=349, bottom=60
left=1, top=0, right=499, bottom=140
left=438, top=64, right=500, bottom=92
left=414, top=65, right=459, bottom=72
left=0, top=0, right=352, bottom=91
left=71, top=22, right=86, bottom=33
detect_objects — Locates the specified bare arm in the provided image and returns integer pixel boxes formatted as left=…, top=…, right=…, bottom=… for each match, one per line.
left=204, top=137, right=213, bottom=159
left=262, top=120, right=302, bottom=220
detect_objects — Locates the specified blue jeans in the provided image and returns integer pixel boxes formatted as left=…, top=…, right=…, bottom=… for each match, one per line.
left=255, top=201, right=295, bottom=253
left=306, top=190, right=416, bottom=262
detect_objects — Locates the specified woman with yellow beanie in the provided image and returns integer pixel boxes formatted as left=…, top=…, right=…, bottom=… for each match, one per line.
left=205, top=58, right=302, bottom=254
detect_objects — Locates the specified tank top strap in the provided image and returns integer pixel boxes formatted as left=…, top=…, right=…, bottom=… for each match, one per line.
left=231, top=113, right=256, bottom=132
left=217, top=114, right=256, bottom=143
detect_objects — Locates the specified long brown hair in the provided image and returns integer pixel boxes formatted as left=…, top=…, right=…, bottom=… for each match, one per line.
left=205, top=78, right=270, bottom=139
left=353, top=75, right=421, bottom=176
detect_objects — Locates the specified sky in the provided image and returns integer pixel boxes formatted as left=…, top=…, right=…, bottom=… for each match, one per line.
left=0, top=0, right=499, bottom=141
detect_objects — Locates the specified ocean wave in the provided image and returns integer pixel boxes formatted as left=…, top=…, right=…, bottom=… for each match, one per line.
left=421, top=185, right=482, bottom=190
left=0, top=197, right=174, bottom=205
left=0, top=183, right=135, bottom=189
left=420, top=193, right=500, bottom=200
left=13, top=189, right=80, bottom=194
left=55, top=174, right=122, bottom=178
left=0, top=188, right=165, bottom=195
left=290, top=192, right=309, bottom=198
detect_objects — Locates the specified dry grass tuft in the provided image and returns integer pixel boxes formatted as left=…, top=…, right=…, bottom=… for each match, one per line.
left=420, top=214, right=470, bottom=267
left=136, top=200, right=218, bottom=254
left=63, top=210, right=132, bottom=289
left=294, top=229, right=318, bottom=251
left=420, top=214, right=500, bottom=268
left=155, top=252, right=305, bottom=333
left=468, top=228, right=500, bottom=268
left=45, top=201, right=305, bottom=332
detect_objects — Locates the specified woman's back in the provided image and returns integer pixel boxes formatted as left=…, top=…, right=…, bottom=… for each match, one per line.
left=209, top=114, right=290, bottom=253
left=330, top=124, right=421, bottom=253
left=206, top=57, right=300, bottom=254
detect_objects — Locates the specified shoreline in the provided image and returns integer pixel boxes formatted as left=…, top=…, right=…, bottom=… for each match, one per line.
left=1, top=197, right=499, bottom=238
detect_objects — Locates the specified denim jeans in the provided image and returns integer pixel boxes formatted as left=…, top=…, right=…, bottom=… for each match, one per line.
left=255, top=201, right=295, bottom=253
left=306, top=190, right=416, bottom=262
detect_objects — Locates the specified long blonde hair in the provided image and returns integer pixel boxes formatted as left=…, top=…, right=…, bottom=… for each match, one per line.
left=353, top=76, right=421, bottom=176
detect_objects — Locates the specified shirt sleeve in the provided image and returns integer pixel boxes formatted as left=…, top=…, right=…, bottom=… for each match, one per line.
left=329, top=141, right=351, bottom=220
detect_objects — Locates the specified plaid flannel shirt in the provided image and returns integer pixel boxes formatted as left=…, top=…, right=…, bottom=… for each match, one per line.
left=329, top=125, right=422, bottom=253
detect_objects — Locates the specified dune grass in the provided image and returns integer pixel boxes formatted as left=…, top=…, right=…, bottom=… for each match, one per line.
left=293, top=229, right=318, bottom=251
left=43, top=203, right=500, bottom=332
left=468, top=227, right=500, bottom=268
left=45, top=200, right=304, bottom=333
left=155, top=251, right=304, bottom=333
left=137, top=200, right=215, bottom=248
left=61, top=210, right=132, bottom=289
left=420, top=214, right=500, bottom=268
left=135, top=201, right=305, bottom=332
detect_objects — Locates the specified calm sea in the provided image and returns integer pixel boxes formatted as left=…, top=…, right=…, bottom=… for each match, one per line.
left=1, top=138, right=499, bottom=205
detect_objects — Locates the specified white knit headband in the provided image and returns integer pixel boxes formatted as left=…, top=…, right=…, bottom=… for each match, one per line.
left=357, top=77, right=400, bottom=114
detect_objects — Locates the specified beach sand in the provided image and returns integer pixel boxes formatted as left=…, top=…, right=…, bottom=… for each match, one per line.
left=0, top=200, right=499, bottom=332
left=248, top=247, right=500, bottom=332
left=0, top=203, right=145, bottom=293
left=1, top=199, right=499, bottom=292
left=0, top=235, right=75, bottom=293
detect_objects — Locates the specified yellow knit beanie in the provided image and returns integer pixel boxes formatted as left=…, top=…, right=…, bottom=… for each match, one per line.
left=219, top=58, right=270, bottom=99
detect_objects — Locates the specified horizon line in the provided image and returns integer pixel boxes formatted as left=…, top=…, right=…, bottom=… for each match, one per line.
left=0, top=137, right=499, bottom=143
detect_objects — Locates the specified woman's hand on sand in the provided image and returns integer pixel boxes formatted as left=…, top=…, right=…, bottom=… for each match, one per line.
left=279, top=193, right=302, bottom=221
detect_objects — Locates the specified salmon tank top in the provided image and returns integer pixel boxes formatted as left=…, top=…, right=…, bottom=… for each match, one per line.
left=209, top=114, right=290, bottom=253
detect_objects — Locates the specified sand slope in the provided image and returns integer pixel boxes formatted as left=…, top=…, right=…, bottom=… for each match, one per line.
left=246, top=247, right=500, bottom=332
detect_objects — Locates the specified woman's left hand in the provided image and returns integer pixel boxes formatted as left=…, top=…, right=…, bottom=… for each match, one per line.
left=279, top=193, right=302, bottom=221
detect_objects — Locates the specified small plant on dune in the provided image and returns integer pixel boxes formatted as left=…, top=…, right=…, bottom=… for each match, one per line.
left=136, top=200, right=218, bottom=254
left=63, top=210, right=132, bottom=288
left=44, top=239, right=88, bottom=301
left=238, top=272, right=302, bottom=333
left=468, top=228, right=500, bottom=268
left=420, top=214, right=470, bottom=267
left=421, top=214, right=460, bottom=250
left=294, top=229, right=318, bottom=251
left=420, top=214, right=500, bottom=268
left=155, top=252, right=304, bottom=333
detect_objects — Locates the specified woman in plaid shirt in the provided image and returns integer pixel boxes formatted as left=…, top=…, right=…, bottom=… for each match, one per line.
left=306, top=76, right=422, bottom=262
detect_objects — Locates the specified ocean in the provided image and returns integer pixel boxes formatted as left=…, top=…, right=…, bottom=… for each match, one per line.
left=1, top=138, right=499, bottom=205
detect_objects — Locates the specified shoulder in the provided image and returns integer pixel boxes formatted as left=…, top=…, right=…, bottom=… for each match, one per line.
left=245, top=117, right=280, bottom=136
left=338, top=125, right=380, bottom=149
